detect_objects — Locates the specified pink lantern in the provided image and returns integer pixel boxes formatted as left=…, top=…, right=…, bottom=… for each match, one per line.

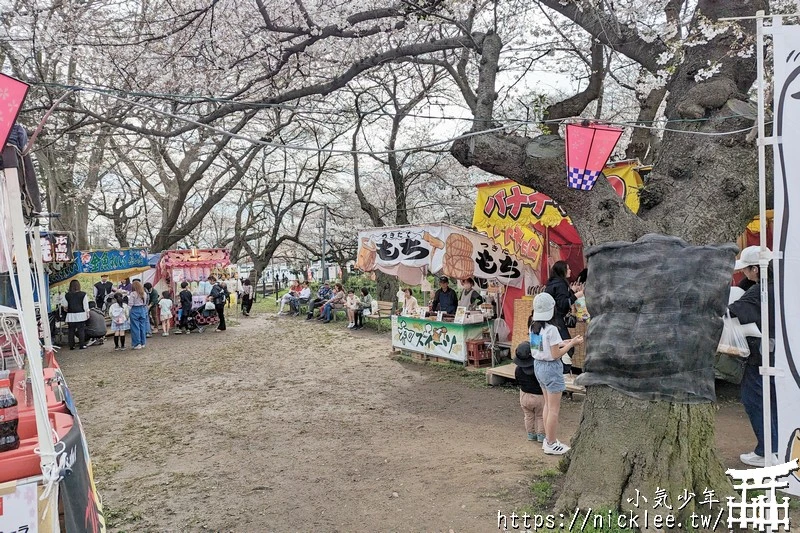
left=565, top=122, right=623, bottom=191
left=0, top=74, right=29, bottom=147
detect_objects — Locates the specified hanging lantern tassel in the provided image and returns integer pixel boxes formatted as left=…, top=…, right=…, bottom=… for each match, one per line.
left=565, top=122, right=624, bottom=191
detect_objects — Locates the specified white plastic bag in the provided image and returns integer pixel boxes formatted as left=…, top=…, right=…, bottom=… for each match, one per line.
left=717, top=311, right=750, bottom=358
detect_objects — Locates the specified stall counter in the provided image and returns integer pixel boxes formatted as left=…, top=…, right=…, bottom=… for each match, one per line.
left=391, top=315, right=492, bottom=363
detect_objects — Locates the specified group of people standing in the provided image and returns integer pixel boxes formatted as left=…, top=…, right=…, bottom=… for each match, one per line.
left=61, top=274, right=256, bottom=352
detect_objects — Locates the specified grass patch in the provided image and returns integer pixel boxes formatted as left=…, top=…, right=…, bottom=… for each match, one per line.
left=395, top=354, right=488, bottom=388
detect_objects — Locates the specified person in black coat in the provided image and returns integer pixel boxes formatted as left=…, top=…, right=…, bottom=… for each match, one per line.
left=544, top=261, right=583, bottom=371
left=728, top=256, right=777, bottom=467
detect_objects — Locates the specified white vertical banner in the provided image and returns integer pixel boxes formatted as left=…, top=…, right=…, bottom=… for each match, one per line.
left=772, top=17, right=800, bottom=495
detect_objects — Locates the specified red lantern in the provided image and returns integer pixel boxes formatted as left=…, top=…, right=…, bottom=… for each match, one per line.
left=565, top=122, right=623, bottom=191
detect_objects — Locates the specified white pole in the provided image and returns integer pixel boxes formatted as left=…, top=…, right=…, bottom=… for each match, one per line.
left=756, top=11, right=773, bottom=472
left=2, top=149, right=59, bottom=530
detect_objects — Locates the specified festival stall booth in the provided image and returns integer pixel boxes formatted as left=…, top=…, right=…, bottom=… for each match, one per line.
left=154, top=249, right=231, bottom=326
left=48, top=248, right=150, bottom=311
left=356, top=223, right=537, bottom=365
left=1, top=86, right=105, bottom=532
left=472, top=159, right=648, bottom=371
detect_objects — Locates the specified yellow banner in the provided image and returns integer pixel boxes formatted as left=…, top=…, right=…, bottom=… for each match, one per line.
left=472, top=162, right=644, bottom=270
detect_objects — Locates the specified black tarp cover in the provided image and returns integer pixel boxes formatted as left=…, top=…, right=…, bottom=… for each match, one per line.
left=575, top=234, right=738, bottom=403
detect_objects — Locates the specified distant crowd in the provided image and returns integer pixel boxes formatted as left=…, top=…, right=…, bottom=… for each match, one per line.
left=277, top=280, right=373, bottom=329
left=59, top=274, right=256, bottom=351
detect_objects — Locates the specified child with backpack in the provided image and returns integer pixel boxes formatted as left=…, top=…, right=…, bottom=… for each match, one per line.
left=513, top=341, right=545, bottom=443
left=530, top=292, right=583, bottom=455
left=108, top=292, right=130, bottom=351
left=158, top=291, right=174, bottom=336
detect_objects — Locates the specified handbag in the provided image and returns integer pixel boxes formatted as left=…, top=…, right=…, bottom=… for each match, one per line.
left=204, top=301, right=216, bottom=311
left=563, top=311, right=578, bottom=329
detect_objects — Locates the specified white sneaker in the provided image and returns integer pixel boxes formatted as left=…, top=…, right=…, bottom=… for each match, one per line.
left=740, top=452, right=765, bottom=467
left=133, top=345, right=143, bottom=350
left=542, top=439, right=570, bottom=455
left=162, top=333, right=168, bottom=337
left=347, top=323, right=354, bottom=328
left=740, top=452, right=780, bottom=467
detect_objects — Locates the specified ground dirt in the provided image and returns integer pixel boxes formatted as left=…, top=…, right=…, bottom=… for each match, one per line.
left=56, top=309, right=755, bottom=532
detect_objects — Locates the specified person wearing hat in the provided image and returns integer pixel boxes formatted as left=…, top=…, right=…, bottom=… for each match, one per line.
left=431, top=276, right=458, bottom=315
left=513, top=341, right=545, bottom=443
left=458, top=278, right=484, bottom=311
left=93, top=274, right=114, bottom=312
left=734, top=245, right=761, bottom=292
left=530, top=292, right=583, bottom=455
left=729, top=245, right=778, bottom=467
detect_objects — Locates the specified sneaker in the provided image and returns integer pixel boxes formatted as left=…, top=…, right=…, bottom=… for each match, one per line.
left=79, top=345, right=87, bottom=350
left=132, top=345, right=143, bottom=350
left=146, top=334, right=152, bottom=338
left=739, top=452, right=780, bottom=467
left=537, top=434, right=546, bottom=443
left=114, top=346, right=120, bottom=351
left=174, top=330, right=182, bottom=334
left=185, top=330, right=190, bottom=335
left=162, top=333, right=168, bottom=337
left=347, top=323, right=354, bottom=329
left=527, top=433, right=536, bottom=441
left=542, top=439, right=570, bottom=455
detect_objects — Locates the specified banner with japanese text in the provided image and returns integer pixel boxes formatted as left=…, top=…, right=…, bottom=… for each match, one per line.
left=472, top=181, right=568, bottom=271
left=772, top=20, right=800, bottom=496
left=356, top=223, right=533, bottom=288
left=391, top=315, right=485, bottom=362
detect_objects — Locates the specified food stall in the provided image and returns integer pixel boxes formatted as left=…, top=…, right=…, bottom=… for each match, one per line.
left=356, top=223, right=537, bottom=364
left=154, top=249, right=231, bottom=308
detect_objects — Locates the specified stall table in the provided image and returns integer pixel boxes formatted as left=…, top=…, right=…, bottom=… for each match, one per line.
left=391, top=315, right=493, bottom=364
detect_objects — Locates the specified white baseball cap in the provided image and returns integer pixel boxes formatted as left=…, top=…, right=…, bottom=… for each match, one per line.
left=532, top=292, right=556, bottom=321
left=734, top=246, right=769, bottom=271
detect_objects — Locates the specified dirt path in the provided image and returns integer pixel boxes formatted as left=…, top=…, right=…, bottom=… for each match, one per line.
left=56, top=312, right=754, bottom=532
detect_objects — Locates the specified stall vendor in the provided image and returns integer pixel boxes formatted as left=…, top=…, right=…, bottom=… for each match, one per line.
left=431, top=276, right=458, bottom=315
left=459, top=278, right=484, bottom=310
left=94, top=274, right=114, bottom=310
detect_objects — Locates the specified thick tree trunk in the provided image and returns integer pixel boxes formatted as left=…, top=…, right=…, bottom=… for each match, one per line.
left=557, top=389, right=734, bottom=526
left=375, top=271, right=398, bottom=304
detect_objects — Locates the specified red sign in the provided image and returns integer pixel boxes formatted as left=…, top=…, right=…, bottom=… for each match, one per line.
left=0, top=74, right=29, bottom=148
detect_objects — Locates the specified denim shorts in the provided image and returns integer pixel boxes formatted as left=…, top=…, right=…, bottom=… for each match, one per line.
left=534, top=359, right=565, bottom=393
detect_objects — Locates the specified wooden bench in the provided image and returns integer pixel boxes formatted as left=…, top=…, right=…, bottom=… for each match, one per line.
left=363, top=300, right=394, bottom=331
left=485, top=363, right=585, bottom=399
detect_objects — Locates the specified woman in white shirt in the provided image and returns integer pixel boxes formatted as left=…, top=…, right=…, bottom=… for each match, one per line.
left=529, top=292, right=583, bottom=456
left=402, top=288, right=419, bottom=317
left=60, top=279, right=90, bottom=350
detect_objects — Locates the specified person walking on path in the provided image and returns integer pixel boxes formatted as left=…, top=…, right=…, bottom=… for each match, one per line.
left=240, top=279, right=254, bottom=316
left=209, top=276, right=228, bottom=331
left=60, top=279, right=89, bottom=350
left=128, top=280, right=149, bottom=349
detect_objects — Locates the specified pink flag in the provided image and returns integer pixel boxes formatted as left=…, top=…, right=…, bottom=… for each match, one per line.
left=565, top=123, right=623, bottom=191
left=0, top=74, right=29, bottom=148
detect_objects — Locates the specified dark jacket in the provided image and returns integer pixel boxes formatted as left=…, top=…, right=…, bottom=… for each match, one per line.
left=432, top=287, right=458, bottom=314
left=210, top=284, right=228, bottom=305
left=515, top=366, right=543, bottom=395
left=545, top=276, right=576, bottom=337
left=728, top=281, right=774, bottom=366
left=180, top=289, right=193, bottom=310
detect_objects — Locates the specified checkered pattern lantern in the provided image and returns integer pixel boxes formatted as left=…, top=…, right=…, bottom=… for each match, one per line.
left=565, top=122, right=623, bottom=191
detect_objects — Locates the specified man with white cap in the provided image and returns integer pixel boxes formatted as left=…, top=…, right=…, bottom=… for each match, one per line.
left=729, top=245, right=778, bottom=467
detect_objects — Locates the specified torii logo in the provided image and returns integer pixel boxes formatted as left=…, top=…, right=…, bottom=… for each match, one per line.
left=726, top=459, right=799, bottom=530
